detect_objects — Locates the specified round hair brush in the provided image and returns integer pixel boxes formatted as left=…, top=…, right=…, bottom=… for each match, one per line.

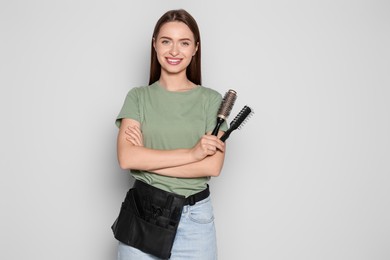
left=211, top=89, right=237, bottom=136
left=220, top=105, right=253, bottom=142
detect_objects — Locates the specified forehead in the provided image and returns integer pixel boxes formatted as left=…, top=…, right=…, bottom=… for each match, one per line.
left=157, top=21, right=195, bottom=40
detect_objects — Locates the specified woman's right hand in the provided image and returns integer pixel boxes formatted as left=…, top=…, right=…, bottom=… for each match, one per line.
left=190, top=134, right=225, bottom=161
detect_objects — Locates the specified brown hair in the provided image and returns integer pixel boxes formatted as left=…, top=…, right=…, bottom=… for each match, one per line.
left=148, top=9, right=202, bottom=85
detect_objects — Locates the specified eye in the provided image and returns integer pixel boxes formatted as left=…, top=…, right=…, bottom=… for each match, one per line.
left=181, top=41, right=190, bottom=47
left=161, top=39, right=170, bottom=45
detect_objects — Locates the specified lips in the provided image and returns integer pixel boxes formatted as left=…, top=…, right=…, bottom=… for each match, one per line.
left=166, top=58, right=182, bottom=65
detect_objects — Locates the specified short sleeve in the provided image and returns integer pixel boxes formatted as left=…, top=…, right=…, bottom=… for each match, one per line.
left=115, top=87, right=141, bottom=128
left=206, top=91, right=229, bottom=133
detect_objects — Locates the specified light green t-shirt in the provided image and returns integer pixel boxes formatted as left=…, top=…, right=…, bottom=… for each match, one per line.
left=116, top=81, right=228, bottom=197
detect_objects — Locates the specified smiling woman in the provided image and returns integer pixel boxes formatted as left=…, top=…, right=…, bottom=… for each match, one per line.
left=111, top=9, right=228, bottom=260
left=148, top=10, right=202, bottom=90
left=153, top=22, right=199, bottom=86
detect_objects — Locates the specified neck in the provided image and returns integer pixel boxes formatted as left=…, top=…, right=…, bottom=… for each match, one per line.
left=158, top=72, right=195, bottom=92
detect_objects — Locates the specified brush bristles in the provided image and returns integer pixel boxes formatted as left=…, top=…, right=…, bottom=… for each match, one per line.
left=237, top=110, right=253, bottom=130
left=230, top=105, right=253, bottom=130
left=217, top=89, right=237, bottom=119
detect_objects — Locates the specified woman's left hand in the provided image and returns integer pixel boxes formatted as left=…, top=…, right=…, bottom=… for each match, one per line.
left=125, top=125, right=144, bottom=146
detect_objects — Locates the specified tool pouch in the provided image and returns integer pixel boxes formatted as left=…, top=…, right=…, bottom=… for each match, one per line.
left=111, top=180, right=186, bottom=259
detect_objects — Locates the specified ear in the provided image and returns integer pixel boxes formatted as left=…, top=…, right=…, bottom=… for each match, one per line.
left=193, top=42, right=199, bottom=56
left=152, top=37, right=156, bottom=49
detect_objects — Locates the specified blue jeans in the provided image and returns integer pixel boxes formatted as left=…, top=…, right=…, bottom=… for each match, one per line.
left=117, top=196, right=217, bottom=260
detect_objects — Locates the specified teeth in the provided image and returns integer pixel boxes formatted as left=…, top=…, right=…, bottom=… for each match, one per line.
left=167, top=58, right=180, bottom=63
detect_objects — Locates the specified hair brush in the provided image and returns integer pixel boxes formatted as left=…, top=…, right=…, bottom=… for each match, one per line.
left=220, top=105, right=253, bottom=142
left=211, top=89, right=237, bottom=136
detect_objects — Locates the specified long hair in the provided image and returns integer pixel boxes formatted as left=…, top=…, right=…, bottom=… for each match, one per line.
left=148, top=9, right=202, bottom=85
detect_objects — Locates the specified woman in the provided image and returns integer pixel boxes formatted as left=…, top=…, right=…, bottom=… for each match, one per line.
left=113, top=9, right=227, bottom=260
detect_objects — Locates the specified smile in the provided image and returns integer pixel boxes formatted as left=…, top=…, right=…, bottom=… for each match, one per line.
left=166, top=58, right=182, bottom=65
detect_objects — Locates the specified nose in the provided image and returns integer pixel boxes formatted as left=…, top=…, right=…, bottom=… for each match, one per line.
left=169, top=43, right=179, bottom=56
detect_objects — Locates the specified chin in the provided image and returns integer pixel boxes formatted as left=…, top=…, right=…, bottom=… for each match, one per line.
left=162, top=66, right=187, bottom=75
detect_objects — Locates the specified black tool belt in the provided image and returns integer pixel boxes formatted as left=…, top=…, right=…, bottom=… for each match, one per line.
left=111, top=180, right=210, bottom=259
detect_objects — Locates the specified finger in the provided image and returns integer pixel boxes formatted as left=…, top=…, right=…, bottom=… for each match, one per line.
left=215, top=139, right=225, bottom=152
left=202, top=134, right=218, bottom=141
left=126, top=131, right=141, bottom=146
left=126, top=136, right=137, bottom=145
left=206, top=146, right=218, bottom=156
left=131, top=125, right=142, bottom=135
left=125, top=128, right=138, bottom=137
left=208, top=145, right=217, bottom=153
left=131, top=127, right=143, bottom=144
left=202, top=137, right=225, bottom=152
left=126, top=128, right=140, bottom=138
left=200, top=135, right=217, bottom=146
left=202, top=135, right=224, bottom=147
left=126, top=125, right=140, bottom=135
left=125, top=131, right=137, bottom=141
left=125, top=129, right=131, bottom=136
left=127, top=126, right=143, bottom=142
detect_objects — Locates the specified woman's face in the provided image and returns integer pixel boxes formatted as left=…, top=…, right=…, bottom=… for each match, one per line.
left=153, top=21, right=198, bottom=77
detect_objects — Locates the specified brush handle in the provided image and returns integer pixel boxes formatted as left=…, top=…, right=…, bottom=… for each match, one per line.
left=220, top=128, right=233, bottom=142
left=211, top=117, right=225, bottom=136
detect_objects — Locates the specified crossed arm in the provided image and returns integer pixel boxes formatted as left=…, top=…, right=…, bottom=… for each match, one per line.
left=117, top=118, right=226, bottom=178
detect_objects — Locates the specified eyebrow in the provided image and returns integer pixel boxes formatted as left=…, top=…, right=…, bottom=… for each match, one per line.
left=159, top=36, right=193, bottom=41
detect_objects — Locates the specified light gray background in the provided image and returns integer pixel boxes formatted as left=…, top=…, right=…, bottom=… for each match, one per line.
left=1, top=0, right=389, bottom=259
